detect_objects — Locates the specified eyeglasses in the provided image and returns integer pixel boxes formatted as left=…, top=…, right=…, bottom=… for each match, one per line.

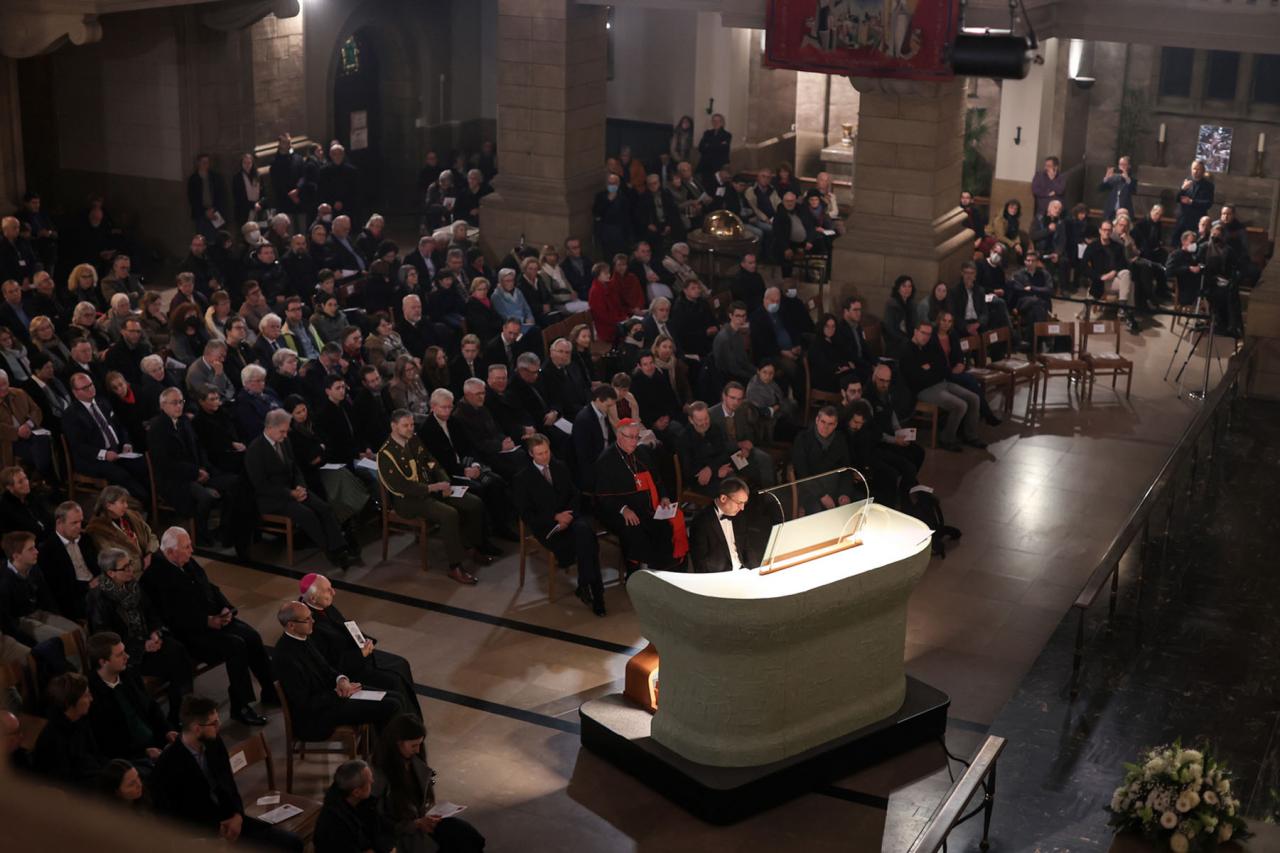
left=724, top=495, right=748, bottom=508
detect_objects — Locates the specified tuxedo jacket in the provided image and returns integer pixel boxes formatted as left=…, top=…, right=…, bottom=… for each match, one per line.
left=689, top=507, right=754, bottom=573
left=572, top=403, right=614, bottom=492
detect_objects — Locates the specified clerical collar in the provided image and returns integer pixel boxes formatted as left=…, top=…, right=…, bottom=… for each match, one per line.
left=285, top=631, right=307, bottom=642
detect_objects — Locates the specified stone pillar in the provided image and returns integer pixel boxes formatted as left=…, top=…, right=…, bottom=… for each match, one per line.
left=833, top=78, right=971, bottom=311
left=480, top=0, right=606, bottom=259
left=0, top=58, right=24, bottom=210
left=991, top=38, right=1063, bottom=218
left=249, top=12, right=306, bottom=142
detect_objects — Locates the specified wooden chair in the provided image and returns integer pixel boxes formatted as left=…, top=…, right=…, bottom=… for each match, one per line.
left=981, top=326, right=1041, bottom=419
left=274, top=680, right=369, bottom=794
left=959, top=334, right=1014, bottom=414
left=672, top=455, right=714, bottom=510
left=1032, top=321, right=1087, bottom=412
left=518, top=518, right=564, bottom=602
left=1078, top=319, right=1134, bottom=399
left=802, top=354, right=842, bottom=419
left=910, top=402, right=939, bottom=449
left=257, top=513, right=296, bottom=566
left=229, top=732, right=322, bottom=843
left=144, top=452, right=195, bottom=544
left=378, top=479, right=429, bottom=573
left=61, top=435, right=108, bottom=503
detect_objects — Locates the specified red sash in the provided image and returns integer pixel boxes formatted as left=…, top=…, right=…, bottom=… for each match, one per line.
left=635, top=470, right=688, bottom=560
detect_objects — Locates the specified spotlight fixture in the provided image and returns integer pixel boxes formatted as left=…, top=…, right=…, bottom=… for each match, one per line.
left=950, top=0, right=1038, bottom=80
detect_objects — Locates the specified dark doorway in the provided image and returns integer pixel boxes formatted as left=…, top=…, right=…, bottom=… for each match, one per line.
left=332, top=30, right=381, bottom=217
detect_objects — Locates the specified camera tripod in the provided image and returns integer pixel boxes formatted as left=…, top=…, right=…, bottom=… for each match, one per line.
left=1163, top=288, right=1222, bottom=401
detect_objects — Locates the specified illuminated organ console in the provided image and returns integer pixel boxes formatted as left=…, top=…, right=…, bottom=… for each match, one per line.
left=579, top=488, right=950, bottom=823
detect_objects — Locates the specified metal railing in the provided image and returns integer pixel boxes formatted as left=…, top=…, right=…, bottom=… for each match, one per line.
left=1068, top=339, right=1257, bottom=697
left=906, top=735, right=1008, bottom=853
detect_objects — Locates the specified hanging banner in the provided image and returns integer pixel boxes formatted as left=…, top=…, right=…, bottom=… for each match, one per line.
left=764, top=0, right=959, bottom=81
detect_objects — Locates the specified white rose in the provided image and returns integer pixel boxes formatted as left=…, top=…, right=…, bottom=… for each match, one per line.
left=1203, top=791, right=1219, bottom=806
left=1175, top=793, right=1196, bottom=813
left=1160, top=811, right=1179, bottom=829
left=1169, top=831, right=1190, bottom=853
left=1188, top=763, right=1202, bottom=781
left=1180, top=749, right=1202, bottom=764
left=1111, top=790, right=1126, bottom=812
left=1219, top=823, right=1233, bottom=842
left=1217, top=779, right=1230, bottom=795
left=1146, top=758, right=1166, bottom=775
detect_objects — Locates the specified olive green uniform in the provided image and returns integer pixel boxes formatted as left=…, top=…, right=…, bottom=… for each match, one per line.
left=377, top=435, right=486, bottom=564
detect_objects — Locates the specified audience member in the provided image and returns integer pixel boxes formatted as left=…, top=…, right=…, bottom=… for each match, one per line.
left=33, top=672, right=107, bottom=788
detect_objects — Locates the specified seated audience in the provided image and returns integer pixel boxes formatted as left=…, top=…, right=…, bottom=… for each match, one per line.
left=273, top=601, right=401, bottom=738
left=372, top=714, right=487, bottom=853
left=87, top=546, right=193, bottom=728
left=315, top=760, right=390, bottom=853
left=62, top=370, right=150, bottom=501
left=900, top=321, right=987, bottom=452
left=2, top=529, right=81, bottom=648
left=513, top=433, right=606, bottom=615
left=84, top=485, right=158, bottom=578
left=142, top=527, right=277, bottom=726
left=85, top=630, right=175, bottom=764
left=378, top=409, right=496, bottom=585
left=38, top=500, right=100, bottom=620
left=151, top=695, right=302, bottom=851
left=33, top=672, right=107, bottom=788
left=595, top=419, right=687, bottom=574
left=677, top=402, right=735, bottom=497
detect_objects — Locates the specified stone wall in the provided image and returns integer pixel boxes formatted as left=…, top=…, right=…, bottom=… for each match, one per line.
left=0, top=58, right=23, bottom=211
left=250, top=13, right=306, bottom=143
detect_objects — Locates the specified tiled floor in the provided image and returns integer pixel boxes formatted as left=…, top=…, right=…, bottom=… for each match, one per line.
left=194, top=307, right=1238, bottom=851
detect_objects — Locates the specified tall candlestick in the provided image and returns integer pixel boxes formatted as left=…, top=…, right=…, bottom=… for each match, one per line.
left=1158, top=123, right=1166, bottom=144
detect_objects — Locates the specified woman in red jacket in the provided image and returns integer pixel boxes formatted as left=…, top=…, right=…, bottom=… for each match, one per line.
left=588, top=260, right=630, bottom=344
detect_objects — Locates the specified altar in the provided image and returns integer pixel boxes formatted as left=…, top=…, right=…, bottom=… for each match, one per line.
left=579, top=498, right=949, bottom=823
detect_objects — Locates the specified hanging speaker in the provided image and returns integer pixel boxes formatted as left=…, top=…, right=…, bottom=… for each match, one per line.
left=950, top=34, right=1033, bottom=79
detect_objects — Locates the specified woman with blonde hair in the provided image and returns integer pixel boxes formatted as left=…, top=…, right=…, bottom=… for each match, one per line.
left=85, top=485, right=159, bottom=576
left=28, top=315, right=72, bottom=371
left=539, top=244, right=589, bottom=314
left=66, top=263, right=105, bottom=312
left=204, top=291, right=233, bottom=341
left=569, top=322, right=597, bottom=382
left=650, top=334, right=692, bottom=405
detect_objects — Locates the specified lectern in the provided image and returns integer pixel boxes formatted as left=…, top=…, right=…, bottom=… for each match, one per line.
left=579, top=494, right=949, bottom=823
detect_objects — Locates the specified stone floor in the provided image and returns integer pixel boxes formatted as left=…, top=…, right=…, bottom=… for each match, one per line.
left=190, top=306, right=1244, bottom=851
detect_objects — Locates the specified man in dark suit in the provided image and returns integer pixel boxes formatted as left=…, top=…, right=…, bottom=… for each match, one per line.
left=1172, top=159, right=1215, bottom=246
left=688, top=477, right=755, bottom=573
left=192, top=385, right=248, bottom=475
left=677, top=402, right=735, bottom=498
left=298, top=573, right=419, bottom=719
left=833, top=295, right=874, bottom=380
left=150, top=695, right=302, bottom=851
left=85, top=630, right=175, bottom=763
left=696, top=114, right=732, bottom=187
left=272, top=601, right=400, bottom=740
left=509, top=352, right=570, bottom=450
left=0, top=279, right=33, bottom=345
left=633, top=176, right=684, bottom=258
left=317, top=144, right=361, bottom=221
left=62, top=371, right=150, bottom=501
left=0, top=466, right=52, bottom=536
left=541, top=336, right=590, bottom=420
left=141, top=527, right=276, bottom=725
left=147, top=387, right=240, bottom=545
left=482, top=318, right=528, bottom=372
left=749, top=286, right=805, bottom=392
left=420, top=386, right=515, bottom=539
left=629, top=352, right=685, bottom=446
left=449, top=334, right=485, bottom=394
left=572, top=384, right=616, bottom=493
left=312, top=373, right=371, bottom=465
left=730, top=253, right=767, bottom=314
left=560, top=237, right=593, bottom=301
left=483, top=363, right=534, bottom=441
left=395, top=294, right=442, bottom=360
left=514, top=433, right=605, bottom=615
left=452, top=378, right=527, bottom=481
left=245, top=409, right=350, bottom=569
left=640, top=295, right=678, bottom=351
left=37, top=501, right=99, bottom=621
left=669, top=277, right=719, bottom=359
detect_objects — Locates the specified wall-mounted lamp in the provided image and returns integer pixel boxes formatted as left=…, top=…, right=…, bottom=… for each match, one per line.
left=1068, top=38, right=1095, bottom=89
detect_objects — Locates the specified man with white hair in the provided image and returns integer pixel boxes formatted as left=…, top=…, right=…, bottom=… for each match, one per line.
left=456, top=167, right=491, bottom=226
left=252, top=311, right=287, bottom=365
left=661, top=242, right=699, bottom=291
left=419, top=386, right=515, bottom=536
left=147, top=386, right=240, bottom=545
left=326, top=215, right=365, bottom=274
left=141, top=527, right=277, bottom=726
left=395, top=293, right=441, bottom=359
left=297, top=572, right=420, bottom=718
left=234, top=363, right=282, bottom=437
left=246, top=408, right=351, bottom=569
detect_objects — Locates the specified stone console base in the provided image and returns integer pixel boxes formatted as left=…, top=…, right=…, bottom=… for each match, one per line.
left=579, top=676, right=949, bottom=825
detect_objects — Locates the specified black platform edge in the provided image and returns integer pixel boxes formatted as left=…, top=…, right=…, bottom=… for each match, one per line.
left=579, top=676, right=950, bottom=825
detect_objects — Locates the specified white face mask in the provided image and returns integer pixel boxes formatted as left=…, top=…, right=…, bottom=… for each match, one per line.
left=785, top=288, right=798, bottom=299
left=988, top=252, right=1001, bottom=265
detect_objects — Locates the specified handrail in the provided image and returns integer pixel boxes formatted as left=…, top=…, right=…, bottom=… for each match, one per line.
left=907, top=735, right=1008, bottom=853
left=1069, top=339, right=1257, bottom=694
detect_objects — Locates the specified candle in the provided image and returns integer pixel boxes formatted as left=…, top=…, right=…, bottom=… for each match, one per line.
left=1158, top=123, right=1166, bottom=143
left=1259, top=133, right=1266, bottom=153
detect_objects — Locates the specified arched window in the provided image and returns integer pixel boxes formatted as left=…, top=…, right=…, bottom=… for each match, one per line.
left=339, top=35, right=362, bottom=77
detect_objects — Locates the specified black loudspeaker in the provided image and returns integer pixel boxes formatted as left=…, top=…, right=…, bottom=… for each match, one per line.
left=950, top=34, right=1033, bottom=79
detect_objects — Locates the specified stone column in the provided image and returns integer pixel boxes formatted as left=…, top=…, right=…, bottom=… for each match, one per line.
left=0, top=58, right=24, bottom=209
left=990, top=38, right=1064, bottom=219
left=480, top=0, right=606, bottom=258
left=833, top=77, right=972, bottom=310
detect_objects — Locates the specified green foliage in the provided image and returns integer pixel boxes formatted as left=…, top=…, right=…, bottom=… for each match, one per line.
left=1116, top=87, right=1151, bottom=162
left=963, top=107, right=993, bottom=196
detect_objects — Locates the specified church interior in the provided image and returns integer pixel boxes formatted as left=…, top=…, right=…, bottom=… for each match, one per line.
left=1, top=0, right=1279, bottom=850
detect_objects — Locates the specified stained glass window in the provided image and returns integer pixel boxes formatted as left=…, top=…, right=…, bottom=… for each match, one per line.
left=339, top=36, right=361, bottom=76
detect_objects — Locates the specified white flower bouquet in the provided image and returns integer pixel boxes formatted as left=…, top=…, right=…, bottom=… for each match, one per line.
left=1107, top=743, right=1251, bottom=852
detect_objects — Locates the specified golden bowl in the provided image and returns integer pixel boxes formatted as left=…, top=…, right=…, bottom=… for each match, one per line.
left=704, top=209, right=746, bottom=239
